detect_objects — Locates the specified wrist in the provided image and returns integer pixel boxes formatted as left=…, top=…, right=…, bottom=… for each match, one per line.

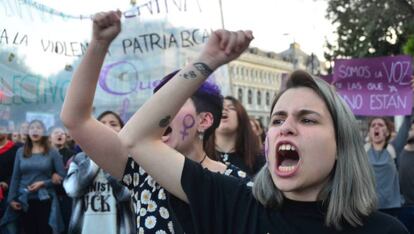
left=195, top=55, right=221, bottom=72
left=89, top=39, right=111, bottom=53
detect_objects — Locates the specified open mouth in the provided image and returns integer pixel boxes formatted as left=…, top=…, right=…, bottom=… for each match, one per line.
left=221, top=114, right=228, bottom=120
left=31, top=134, right=40, bottom=139
left=373, top=130, right=380, bottom=137
left=276, top=142, right=300, bottom=177
left=163, top=127, right=172, bottom=136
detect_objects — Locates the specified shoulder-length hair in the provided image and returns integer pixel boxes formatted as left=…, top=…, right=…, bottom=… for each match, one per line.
left=24, top=120, right=50, bottom=157
left=367, top=117, right=394, bottom=144
left=252, top=70, right=377, bottom=230
left=206, top=96, right=260, bottom=171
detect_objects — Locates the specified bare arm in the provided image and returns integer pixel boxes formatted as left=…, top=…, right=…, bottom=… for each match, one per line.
left=60, top=11, right=128, bottom=179
left=119, top=30, right=253, bottom=202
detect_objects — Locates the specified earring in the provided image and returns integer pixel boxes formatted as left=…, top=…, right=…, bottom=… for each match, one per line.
left=198, top=130, right=204, bottom=141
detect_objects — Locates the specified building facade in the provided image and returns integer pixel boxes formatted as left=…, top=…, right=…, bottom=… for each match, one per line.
left=228, top=44, right=321, bottom=127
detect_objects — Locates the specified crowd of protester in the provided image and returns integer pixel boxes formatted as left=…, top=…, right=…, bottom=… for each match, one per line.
left=0, top=10, right=413, bottom=234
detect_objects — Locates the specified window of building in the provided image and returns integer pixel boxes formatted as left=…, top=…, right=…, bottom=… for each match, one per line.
left=257, top=90, right=261, bottom=105
left=248, top=89, right=252, bottom=104
left=266, top=91, right=270, bottom=106
left=238, top=88, right=243, bottom=102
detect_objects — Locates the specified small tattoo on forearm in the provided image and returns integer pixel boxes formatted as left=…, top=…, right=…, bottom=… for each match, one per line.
left=180, top=70, right=197, bottom=79
left=193, top=62, right=214, bottom=76
left=159, top=115, right=171, bottom=127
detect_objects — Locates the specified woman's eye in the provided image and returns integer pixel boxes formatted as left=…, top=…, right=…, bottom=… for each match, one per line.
left=272, top=119, right=284, bottom=125
left=302, top=118, right=316, bottom=124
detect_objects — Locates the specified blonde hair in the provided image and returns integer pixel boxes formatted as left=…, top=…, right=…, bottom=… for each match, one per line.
left=252, top=70, right=377, bottom=230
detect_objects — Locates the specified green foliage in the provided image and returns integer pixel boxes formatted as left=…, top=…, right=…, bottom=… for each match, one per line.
left=325, top=0, right=414, bottom=61
left=403, top=35, right=414, bottom=56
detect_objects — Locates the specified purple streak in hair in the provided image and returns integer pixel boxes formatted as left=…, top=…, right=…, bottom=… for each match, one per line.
left=153, top=70, right=179, bottom=93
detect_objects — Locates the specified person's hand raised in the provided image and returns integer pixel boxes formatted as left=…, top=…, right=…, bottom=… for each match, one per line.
left=198, top=30, right=254, bottom=70
left=92, top=10, right=122, bottom=47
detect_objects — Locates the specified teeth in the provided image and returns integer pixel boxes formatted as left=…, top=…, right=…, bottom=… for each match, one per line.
left=278, top=144, right=296, bottom=151
left=278, top=165, right=296, bottom=172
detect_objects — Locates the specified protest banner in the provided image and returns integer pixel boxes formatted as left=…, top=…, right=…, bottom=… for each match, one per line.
left=0, top=0, right=228, bottom=133
left=333, top=55, right=412, bottom=116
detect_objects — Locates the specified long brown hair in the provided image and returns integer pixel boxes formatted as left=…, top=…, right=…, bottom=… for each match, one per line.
left=206, top=96, right=260, bottom=170
left=23, top=120, right=50, bottom=157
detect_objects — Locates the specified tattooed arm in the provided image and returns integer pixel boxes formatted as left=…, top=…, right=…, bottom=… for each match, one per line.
left=119, top=30, right=253, bottom=202
left=60, top=11, right=128, bottom=180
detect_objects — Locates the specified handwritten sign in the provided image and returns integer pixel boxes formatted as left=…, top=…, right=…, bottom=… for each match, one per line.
left=0, top=0, right=230, bottom=133
left=333, top=55, right=412, bottom=116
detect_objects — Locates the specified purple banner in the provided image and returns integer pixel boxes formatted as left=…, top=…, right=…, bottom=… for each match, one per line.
left=319, top=74, right=333, bottom=84
left=333, top=55, right=413, bottom=116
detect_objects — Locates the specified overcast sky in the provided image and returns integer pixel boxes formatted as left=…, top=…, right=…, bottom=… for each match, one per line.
left=221, top=0, right=336, bottom=60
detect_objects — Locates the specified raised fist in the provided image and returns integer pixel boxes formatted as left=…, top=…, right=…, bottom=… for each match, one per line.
left=198, top=29, right=254, bottom=70
left=92, top=10, right=122, bottom=46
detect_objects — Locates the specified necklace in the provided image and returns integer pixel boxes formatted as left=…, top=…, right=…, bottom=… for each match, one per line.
left=215, top=145, right=235, bottom=161
left=215, top=145, right=235, bottom=154
left=199, top=153, right=207, bottom=164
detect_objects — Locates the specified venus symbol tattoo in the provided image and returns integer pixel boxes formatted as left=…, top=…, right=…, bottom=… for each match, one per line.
left=180, top=114, right=195, bottom=140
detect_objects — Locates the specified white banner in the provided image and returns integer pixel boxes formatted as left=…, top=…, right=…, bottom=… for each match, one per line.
left=0, top=0, right=230, bottom=132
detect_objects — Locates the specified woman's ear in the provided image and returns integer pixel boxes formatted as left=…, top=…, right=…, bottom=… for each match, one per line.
left=197, top=112, right=214, bottom=132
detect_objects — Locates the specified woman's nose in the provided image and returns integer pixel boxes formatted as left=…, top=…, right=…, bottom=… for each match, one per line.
left=279, top=119, right=297, bottom=136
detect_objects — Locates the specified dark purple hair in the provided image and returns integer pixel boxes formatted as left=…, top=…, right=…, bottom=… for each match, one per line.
left=154, top=70, right=223, bottom=146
